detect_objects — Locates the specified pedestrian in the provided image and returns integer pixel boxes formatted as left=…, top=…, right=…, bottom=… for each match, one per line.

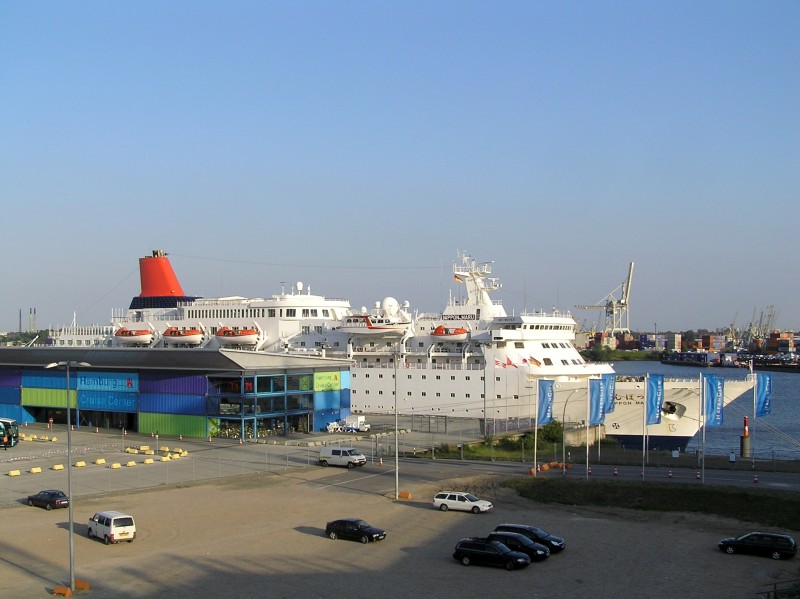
left=2, top=435, right=7, bottom=450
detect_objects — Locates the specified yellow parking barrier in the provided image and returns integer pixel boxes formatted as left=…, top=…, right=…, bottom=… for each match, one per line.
left=75, top=461, right=86, bottom=468
left=95, top=458, right=106, bottom=465
left=171, top=453, right=181, bottom=459
left=51, top=437, right=58, bottom=442
left=144, top=450, right=155, bottom=455
left=126, top=447, right=139, bottom=454
left=139, top=445, right=150, bottom=452
left=110, top=463, right=121, bottom=469
left=180, top=451, right=188, bottom=457
left=126, top=461, right=136, bottom=467
left=160, top=455, right=171, bottom=462
left=52, top=464, right=65, bottom=471
left=30, top=467, right=42, bottom=474
left=159, top=446, right=170, bottom=453
left=8, top=470, right=21, bottom=477
left=143, top=458, right=154, bottom=464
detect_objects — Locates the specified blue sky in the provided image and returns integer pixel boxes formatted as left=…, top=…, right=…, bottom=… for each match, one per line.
left=1, top=2, right=797, bottom=335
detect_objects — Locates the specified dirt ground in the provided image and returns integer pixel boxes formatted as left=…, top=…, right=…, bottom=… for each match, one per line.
left=3, top=467, right=800, bottom=599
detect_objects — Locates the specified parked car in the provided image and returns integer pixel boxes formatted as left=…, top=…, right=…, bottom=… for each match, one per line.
left=88, top=511, right=137, bottom=544
left=453, top=538, right=531, bottom=570
left=318, top=447, right=367, bottom=469
left=487, top=531, right=550, bottom=561
left=27, top=490, right=69, bottom=510
left=493, top=523, right=566, bottom=552
left=433, top=491, right=493, bottom=513
left=325, top=518, right=386, bottom=544
left=718, top=532, right=797, bottom=560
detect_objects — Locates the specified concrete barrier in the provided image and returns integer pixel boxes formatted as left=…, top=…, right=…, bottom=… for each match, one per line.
left=144, top=450, right=155, bottom=455
left=7, top=470, right=21, bottom=477
left=143, top=458, right=154, bottom=464
left=126, top=461, right=136, bottom=467
left=51, top=437, right=58, bottom=442
left=95, top=458, right=106, bottom=465
left=52, top=464, right=65, bottom=470
left=110, top=463, right=121, bottom=469
left=160, top=455, right=171, bottom=462
left=30, top=466, right=42, bottom=474
left=75, top=461, right=86, bottom=468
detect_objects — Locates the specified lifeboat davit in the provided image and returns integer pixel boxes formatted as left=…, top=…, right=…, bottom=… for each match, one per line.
left=114, top=327, right=154, bottom=346
left=432, top=325, right=469, bottom=342
left=162, top=326, right=203, bottom=346
left=215, top=326, right=258, bottom=346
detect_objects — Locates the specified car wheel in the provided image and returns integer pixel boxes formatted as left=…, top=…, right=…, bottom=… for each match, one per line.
left=320, top=460, right=328, bottom=467
left=27, top=499, right=34, bottom=507
left=328, top=531, right=337, bottom=540
left=725, top=546, right=735, bottom=554
left=471, top=506, right=480, bottom=514
left=104, top=535, right=110, bottom=545
left=46, top=504, right=53, bottom=511
left=360, top=535, right=369, bottom=544
left=771, top=551, right=782, bottom=560
left=461, top=556, right=470, bottom=566
left=505, top=560, right=515, bottom=571
left=347, top=462, right=355, bottom=469
left=439, top=503, right=448, bottom=511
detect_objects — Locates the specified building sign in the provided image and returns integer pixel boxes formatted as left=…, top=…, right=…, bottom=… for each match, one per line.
left=78, top=390, right=138, bottom=412
left=314, top=371, right=341, bottom=392
left=78, top=372, right=139, bottom=393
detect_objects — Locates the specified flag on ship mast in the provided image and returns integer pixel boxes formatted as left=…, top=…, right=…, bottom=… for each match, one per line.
left=589, top=378, right=605, bottom=425
left=645, top=374, right=664, bottom=425
left=454, top=274, right=464, bottom=283
left=506, top=356, right=517, bottom=368
left=704, top=374, right=725, bottom=427
left=756, top=373, right=773, bottom=417
left=494, top=358, right=505, bottom=368
left=537, top=379, right=554, bottom=425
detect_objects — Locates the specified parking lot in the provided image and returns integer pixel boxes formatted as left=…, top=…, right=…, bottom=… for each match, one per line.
left=4, top=429, right=800, bottom=598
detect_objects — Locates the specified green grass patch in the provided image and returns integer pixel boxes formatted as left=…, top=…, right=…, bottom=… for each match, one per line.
left=505, top=477, right=800, bottom=530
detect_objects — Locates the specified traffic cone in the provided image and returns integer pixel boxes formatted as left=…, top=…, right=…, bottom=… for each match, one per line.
left=379, top=458, right=383, bottom=467
left=753, top=473, right=759, bottom=484
left=536, top=464, right=541, bottom=473
left=696, top=471, right=701, bottom=479
left=613, top=467, right=619, bottom=476
left=95, top=427, right=99, bottom=434
left=179, top=434, right=183, bottom=441
left=239, top=438, right=243, bottom=445
left=588, top=466, right=592, bottom=475
left=668, top=469, right=673, bottom=478
left=151, top=432, right=154, bottom=438
left=208, top=436, right=212, bottom=443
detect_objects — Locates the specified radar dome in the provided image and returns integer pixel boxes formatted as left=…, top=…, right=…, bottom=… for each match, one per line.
left=381, top=297, right=400, bottom=316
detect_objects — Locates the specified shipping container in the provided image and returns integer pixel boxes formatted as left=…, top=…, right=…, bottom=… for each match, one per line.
left=138, top=393, right=206, bottom=416
left=0, top=387, right=21, bottom=405
left=22, top=387, right=75, bottom=408
left=22, top=370, right=75, bottom=390
left=138, top=412, right=207, bottom=438
left=139, top=373, right=208, bottom=395
left=0, top=404, right=35, bottom=424
left=0, top=370, right=21, bottom=388
left=78, top=390, right=138, bottom=413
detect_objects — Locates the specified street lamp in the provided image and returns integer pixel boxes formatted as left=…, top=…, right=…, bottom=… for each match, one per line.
left=46, top=360, right=91, bottom=593
left=560, top=387, right=580, bottom=477
left=394, top=349, right=400, bottom=500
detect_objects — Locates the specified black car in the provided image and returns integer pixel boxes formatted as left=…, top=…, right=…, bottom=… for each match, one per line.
left=453, top=538, right=531, bottom=570
left=27, top=490, right=69, bottom=510
left=325, top=518, right=386, bottom=544
left=487, top=531, right=550, bottom=561
left=494, top=523, right=566, bottom=553
left=719, top=532, right=797, bottom=560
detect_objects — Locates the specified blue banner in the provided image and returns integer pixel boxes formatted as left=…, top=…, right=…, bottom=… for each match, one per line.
left=537, top=379, right=554, bottom=425
left=589, top=378, right=605, bottom=425
left=704, top=374, right=725, bottom=427
left=756, top=373, right=772, bottom=417
left=646, top=374, right=664, bottom=425
left=602, top=373, right=616, bottom=414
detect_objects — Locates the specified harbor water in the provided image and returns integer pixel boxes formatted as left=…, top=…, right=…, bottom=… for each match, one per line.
left=613, top=361, right=800, bottom=460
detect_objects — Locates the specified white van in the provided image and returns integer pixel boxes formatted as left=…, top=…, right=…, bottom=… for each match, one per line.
left=319, top=447, right=367, bottom=469
left=88, top=511, right=136, bottom=544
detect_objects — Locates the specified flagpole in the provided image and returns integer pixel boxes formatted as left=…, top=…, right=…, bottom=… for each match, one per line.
left=585, top=378, right=590, bottom=480
left=700, top=373, right=705, bottom=484
left=642, top=374, right=647, bottom=479
left=533, top=365, right=538, bottom=477
left=751, top=361, right=756, bottom=470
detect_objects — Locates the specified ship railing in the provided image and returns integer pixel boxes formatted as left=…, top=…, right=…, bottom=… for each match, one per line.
left=352, top=362, right=483, bottom=371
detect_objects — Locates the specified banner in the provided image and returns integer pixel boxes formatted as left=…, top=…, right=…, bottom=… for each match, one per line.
left=756, top=373, right=772, bottom=417
left=704, top=374, right=725, bottom=427
left=602, top=373, right=616, bottom=414
left=646, top=374, right=664, bottom=425
left=589, top=378, right=605, bottom=425
left=537, top=379, right=554, bottom=425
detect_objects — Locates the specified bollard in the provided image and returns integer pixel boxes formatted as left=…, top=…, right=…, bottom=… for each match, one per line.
left=753, top=473, right=759, bottom=484
left=668, top=469, right=673, bottom=478
left=696, top=471, right=701, bottom=479
left=613, top=467, right=619, bottom=476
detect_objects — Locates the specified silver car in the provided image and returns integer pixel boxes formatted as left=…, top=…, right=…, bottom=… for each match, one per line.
left=433, top=491, right=493, bottom=513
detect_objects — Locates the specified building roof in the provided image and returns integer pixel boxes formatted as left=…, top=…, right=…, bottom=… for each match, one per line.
left=0, top=347, right=352, bottom=374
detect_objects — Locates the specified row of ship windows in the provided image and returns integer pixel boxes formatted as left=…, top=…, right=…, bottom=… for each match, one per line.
left=186, top=308, right=332, bottom=319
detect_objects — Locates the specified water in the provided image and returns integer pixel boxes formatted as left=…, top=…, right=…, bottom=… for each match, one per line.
left=612, top=361, right=800, bottom=460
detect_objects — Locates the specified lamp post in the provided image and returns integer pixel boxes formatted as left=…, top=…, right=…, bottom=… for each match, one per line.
left=560, top=387, right=580, bottom=477
left=394, top=349, right=400, bottom=500
left=46, top=360, right=90, bottom=593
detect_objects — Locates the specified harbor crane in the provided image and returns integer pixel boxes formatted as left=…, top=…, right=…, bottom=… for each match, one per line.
left=575, top=262, right=635, bottom=336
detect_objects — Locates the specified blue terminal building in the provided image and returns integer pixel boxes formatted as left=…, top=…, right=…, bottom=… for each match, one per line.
left=0, top=347, right=352, bottom=440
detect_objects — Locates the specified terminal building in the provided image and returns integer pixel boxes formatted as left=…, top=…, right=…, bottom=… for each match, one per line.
left=0, top=347, right=352, bottom=440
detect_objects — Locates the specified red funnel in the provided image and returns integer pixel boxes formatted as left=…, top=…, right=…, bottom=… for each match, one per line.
left=139, top=250, right=185, bottom=297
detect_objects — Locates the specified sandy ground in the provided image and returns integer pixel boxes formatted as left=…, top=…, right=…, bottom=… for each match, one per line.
left=3, top=467, right=800, bottom=599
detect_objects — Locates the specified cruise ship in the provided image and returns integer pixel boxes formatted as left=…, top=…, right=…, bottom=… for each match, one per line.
left=48, top=250, right=755, bottom=450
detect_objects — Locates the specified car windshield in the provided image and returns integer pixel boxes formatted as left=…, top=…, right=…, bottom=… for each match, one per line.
left=354, top=520, right=370, bottom=529
left=465, top=494, right=480, bottom=502
left=531, top=527, right=549, bottom=536
left=490, top=541, right=511, bottom=554
left=346, top=450, right=360, bottom=456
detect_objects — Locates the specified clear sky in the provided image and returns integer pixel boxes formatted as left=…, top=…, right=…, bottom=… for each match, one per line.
left=1, top=2, right=797, bottom=335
